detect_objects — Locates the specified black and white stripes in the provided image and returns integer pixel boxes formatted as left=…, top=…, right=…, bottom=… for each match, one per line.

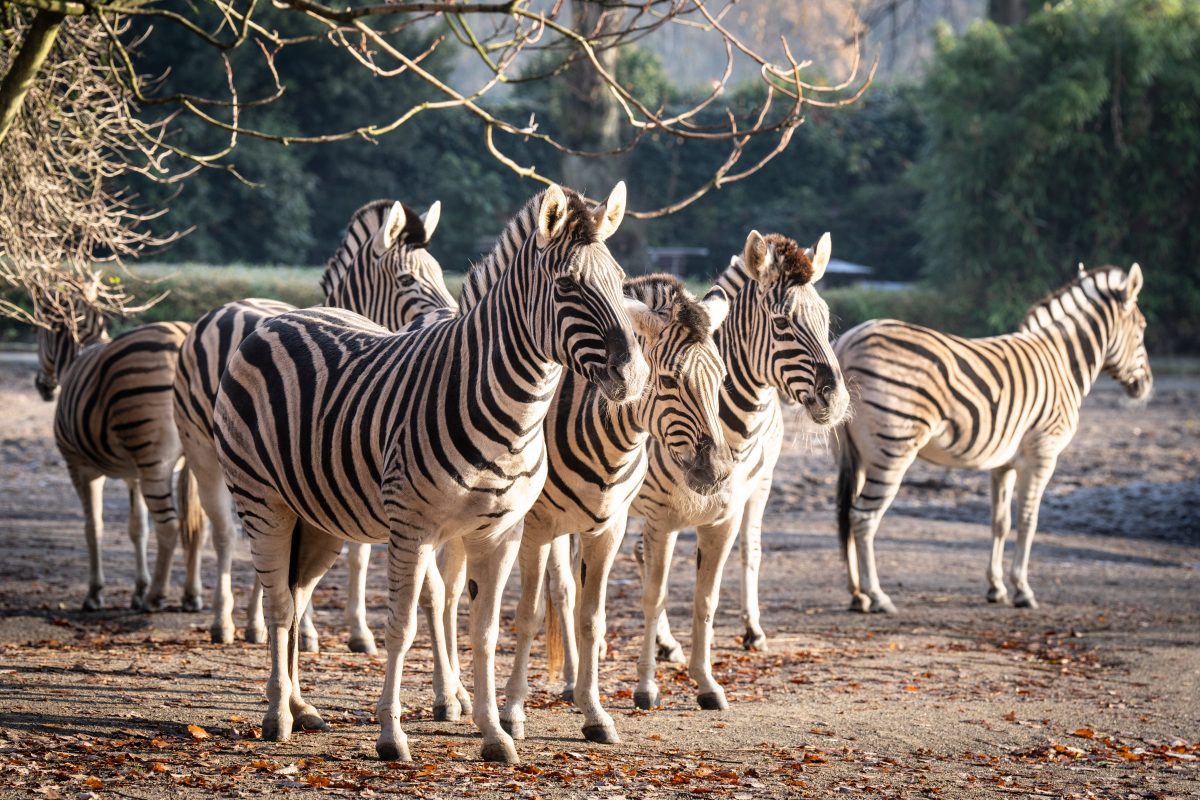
left=835, top=264, right=1151, bottom=612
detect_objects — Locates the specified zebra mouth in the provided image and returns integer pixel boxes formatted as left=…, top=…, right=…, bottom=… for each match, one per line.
left=34, top=376, right=57, bottom=402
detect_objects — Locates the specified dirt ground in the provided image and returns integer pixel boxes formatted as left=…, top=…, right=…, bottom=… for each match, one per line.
left=0, top=353, right=1197, bottom=799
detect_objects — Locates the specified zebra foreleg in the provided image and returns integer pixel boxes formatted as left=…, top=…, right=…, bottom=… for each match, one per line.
left=634, top=534, right=685, bottom=663
left=738, top=474, right=772, bottom=651
left=192, top=455, right=238, bottom=643
left=376, top=533, right=433, bottom=762
left=690, top=517, right=741, bottom=711
left=1010, top=455, right=1058, bottom=609
left=501, top=527, right=554, bottom=741
left=72, top=469, right=107, bottom=611
left=987, top=467, right=1017, bottom=604
left=345, top=542, right=377, bottom=654
left=126, top=481, right=150, bottom=610
left=635, top=526, right=680, bottom=710
left=574, top=519, right=624, bottom=744
left=141, top=470, right=181, bottom=611
left=465, top=527, right=522, bottom=763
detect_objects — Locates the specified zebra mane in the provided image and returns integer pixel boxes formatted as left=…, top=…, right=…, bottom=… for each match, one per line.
left=320, top=199, right=429, bottom=298
left=624, top=273, right=710, bottom=345
left=458, top=187, right=598, bottom=313
left=762, top=233, right=815, bottom=284
left=1020, top=266, right=1128, bottom=333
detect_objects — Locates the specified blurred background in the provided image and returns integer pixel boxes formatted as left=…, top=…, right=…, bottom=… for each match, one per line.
left=2, top=0, right=1196, bottom=353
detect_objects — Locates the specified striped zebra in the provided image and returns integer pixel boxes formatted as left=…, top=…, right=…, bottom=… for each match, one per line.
left=631, top=230, right=849, bottom=712
left=173, top=199, right=450, bottom=648
left=32, top=292, right=109, bottom=402
left=48, top=316, right=204, bottom=611
left=212, top=183, right=647, bottom=763
left=835, top=264, right=1152, bottom=613
left=427, top=274, right=731, bottom=746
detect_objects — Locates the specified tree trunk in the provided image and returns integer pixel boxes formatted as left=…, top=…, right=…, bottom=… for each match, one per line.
left=0, top=9, right=67, bottom=145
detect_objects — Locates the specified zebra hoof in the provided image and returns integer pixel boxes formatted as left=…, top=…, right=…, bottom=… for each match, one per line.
left=432, top=703, right=461, bottom=722
left=582, top=724, right=620, bottom=744
left=300, top=635, right=320, bottom=654
left=499, top=718, right=525, bottom=740
left=656, top=642, right=685, bottom=664
left=742, top=628, right=769, bottom=652
left=559, top=688, right=575, bottom=704
left=144, top=594, right=166, bottom=613
left=262, top=715, right=293, bottom=742
left=848, top=594, right=871, bottom=613
left=348, top=636, right=378, bottom=655
left=244, top=626, right=267, bottom=644
left=376, top=738, right=411, bottom=762
left=82, top=594, right=104, bottom=612
left=481, top=739, right=519, bottom=764
left=1013, top=591, right=1039, bottom=610
left=870, top=597, right=897, bottom=614
left=457, top=695, right=474, bottom=718
left=296, top=711, right=329, bottom=731
left=697, top=691, right=728, bottom=711
left=986, top=588, right=1010, bottom=605
left=633, top=689, right=660, bottom=710
left=210, top=626, right=235, bottom=645
left=181, top=594, right=204, bottom=613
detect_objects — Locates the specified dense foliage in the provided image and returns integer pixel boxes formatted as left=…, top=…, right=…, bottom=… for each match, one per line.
left=919, top=0, right=1200, bottom=351
left=132, top=0, right=1196, bottom=352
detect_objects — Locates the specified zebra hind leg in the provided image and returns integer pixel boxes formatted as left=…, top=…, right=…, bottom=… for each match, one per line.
left=1010, top=456, right=1058, bottom=610
left=299, top=599, right=320, bottom=653
left=500, top=530, right=553, bottom=741
left=141, top=470, right=181, bottom=612
left=738, top=474, right=771, bottom=651
left=345, top=542, right=377, bottom=654
left=73, top=469, right=107, bottom=611
left=987, top=467, right=1017, bottom=604
left=126, top=481, right=151, bottom=610
left=634, top=534, right=684, bottom=663
left=287, top=523, right=343, bottom=730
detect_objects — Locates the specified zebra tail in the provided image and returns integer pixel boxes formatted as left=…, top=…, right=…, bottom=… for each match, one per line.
left=177, top=461, right=205, bottom=554
left=544, top=584, right=565, bottom=681
left=835, top=430, right=860, bottom=562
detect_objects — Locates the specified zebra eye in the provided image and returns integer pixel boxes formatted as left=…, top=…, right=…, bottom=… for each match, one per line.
left=398, top=274, right=417, bottom=287
left=555, top=276, right=577, bottom=293
left=771, top=316, right=790, bottom=334
left=659, top=374, right=679, bottom=390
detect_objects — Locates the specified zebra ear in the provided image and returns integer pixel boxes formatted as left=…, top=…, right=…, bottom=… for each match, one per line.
left=1125, top=262, right=1144, bottom=307
left=809, top=232, right=832, bottom=284
left=376, top=201, right=406, bottom=255
left=624, top=297, right=667, bottom=342
left=420, top=201, right=441, bottom=240
left=741, top=230, right=770, bottom=283
left=701, top=286, right=730, bottom=333
left=592, top=181, right=627, bottom=242
left=1077, top=262, right=1087, bottom=278
left=537, top=184, right=570, bottom=246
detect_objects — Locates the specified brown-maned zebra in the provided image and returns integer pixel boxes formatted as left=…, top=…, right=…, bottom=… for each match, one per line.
left=173, top=199, right=450, bottom=648
left=631, top=230, right=849, bottom=712
left=212, top=183, right=647, bottom=763
left=49, top=317, right=204, bottom=611
left=835, top=264, right=1152, bottom=613
left=435, top=274, right=732, bottom=745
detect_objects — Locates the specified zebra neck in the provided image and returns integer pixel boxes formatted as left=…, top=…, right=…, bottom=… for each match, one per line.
left=717, top=293, right=778, bottom=446
left=1019, top=299, right=1116, bottom=398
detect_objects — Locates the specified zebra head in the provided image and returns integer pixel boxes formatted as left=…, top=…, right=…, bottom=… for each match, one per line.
left=535, top=182, right=648, bottom=404
left=31, top=288, right=109, bottom=401
left=1103, top=263, right=1153, bottom=401
left=324, top=200, right=454, bottom=329
left=624, top=275, right=733, bottom=495
left=738, top=230, right=849, bottom=427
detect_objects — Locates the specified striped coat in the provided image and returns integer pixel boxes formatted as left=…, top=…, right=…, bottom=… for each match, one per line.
left=173, top=199, right=451, bottom=648
left=212, top=183, right=646, bottom=764
left=835, top=264, right=1151, bottom=612
left=54, top=321, right=204, bottom=612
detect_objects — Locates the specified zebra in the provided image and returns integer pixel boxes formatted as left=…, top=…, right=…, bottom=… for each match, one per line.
left=173, top=198, right=451, bottom=648
left=631, top=230, right=849, bottom=712
left=32, top=291, right=109, bottom=402
left=835, top=263, right=1152, bottom=613
left=212, top=183, right=647, bottom=764
left=431, top=274, right=732, bottom=745
left=48, top=315, right=205, bottom=612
